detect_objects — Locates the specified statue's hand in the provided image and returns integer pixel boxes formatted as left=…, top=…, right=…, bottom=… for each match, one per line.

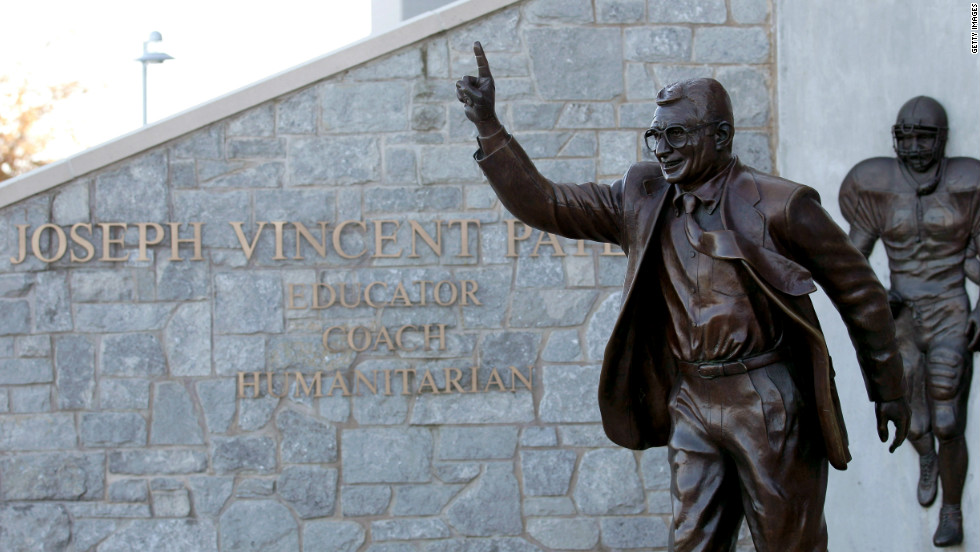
left=967, top=309, right=980, bottom=351
left=875, top=397, right=910, bottom=453
left=455, top=42, right=501, bottom=134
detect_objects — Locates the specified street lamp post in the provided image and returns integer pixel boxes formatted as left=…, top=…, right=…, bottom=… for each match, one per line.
left=136, top=31, right=173, bottom=126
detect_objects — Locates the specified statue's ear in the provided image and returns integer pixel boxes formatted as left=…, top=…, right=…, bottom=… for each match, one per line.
left=714, top=122, right=734, bottom=151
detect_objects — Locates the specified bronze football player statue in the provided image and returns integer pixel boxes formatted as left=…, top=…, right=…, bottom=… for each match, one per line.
left=458, top=42, right=910, bottom=551
left=840, top=96, right=978, bottom=547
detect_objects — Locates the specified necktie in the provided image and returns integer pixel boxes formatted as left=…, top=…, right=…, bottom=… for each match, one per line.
left=682, top=193, right=704, bottom=251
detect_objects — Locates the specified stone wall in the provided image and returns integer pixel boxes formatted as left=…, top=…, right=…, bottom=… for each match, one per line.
left=0, top=1, right=777, bottom=550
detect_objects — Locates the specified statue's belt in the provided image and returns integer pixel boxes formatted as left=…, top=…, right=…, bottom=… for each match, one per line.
left=676, top=346, right=791, bottom=379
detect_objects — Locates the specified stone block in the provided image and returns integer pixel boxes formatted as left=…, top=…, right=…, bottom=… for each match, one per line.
left=16, top=335, right=51, bottom=358
left=0, top=452, right=104, bottom=500
left=253, top=188, right=336, bottom=223
left=199, top=160, right=245, bottom=182
left=289, top=136, right=380, bottom=185
left=539, top=364, right=602, bottom=423
left=694, top=27, right=770, bottom=63
left=63, top=503, right=150, bottom=518
left=526, top=28, right=623, bottom=100
left=35, top=271, right=72, bottom=332
left=425, top=38, right=449, bottom=78
left=226, top=104, right=275, bottom=137
left=109, top=449, right=207, bottom=475
left=641, top=447, right=671, bottom=490
left=587, top=292, right=622, bottom=361
left=372, top=518, right=451, bottom=541
left=277, top=87, right=317, bottom=135
left=9, top=385, right=51, bottom=413
left=0, top=413, right=76, bottom=450
left=52, top=179, right=90, bottom=224
left=101, top=379, right=150, bottom=410
left=234, top=478, right=275, bottom=498
left=385, top=148, right=417, bottom=184
left=97, top=520, right=217, bottom=552
left=596, top=0, right=644, bottom=23
left=0, top=503, right=70, bottom=551
left=304, top=521, right=366, bottom=552
left=521, top=449, right=577, bottom=496
left=732, top=0, right=769, bottom=23
left=412, top=391, right=534, bottom=425
left=464, top=185, right=497, bottom=209
left=205, top=161, right=284, bottom=186
left=626, top=62, right=658, bottom=101
left=598, top=252, right=628, bottom=285
left=321, top=82, right=409, bottom=132
left=419, top=145, right=482, bottom=183
left=650, top=0, right=726, bottom=22
left=109, top=479, right=148, bottom=502
left=559, top=132, right=598, bottom=157
left=510, top=103, right=563, bottom=131
left=0, top=273, right=33, bottom=298
left=364, top=186, right=463, bottom=215
left=447, top=463, right=521, bottom=536
left=342, top=428, right=432, bottom=483
left=555, top=103, right=616, bottom=129
left=619, top=102, right=659, bottom=128
left=238, top=393, right=277, bottom=431
left=0, top=358, right=53, bottom=385
left=412, top=105, right=446, bottom=132
left=733, top=130, right=772, bottom=172
left=171, top=160, right=197, bottom=188
left=81, top=411, right=147, bottom=446
left=526, top=0, right=593, bottom=23
left=214, top=335, right=265, bottom=376
left=150, top=382, right=205, bottom=445
left=527, top=518, right=600, bottom=550
left=600, top=517, right=669, bottom=549
left=478, top=331, right=540, bottom=374
left=152, top=488, right=192, bottom=517
left=212, top=436, right=277, bottom=474
left=75, top=303, right=173, bottom=333
left=654, top=64, right=716, bottom=88
left=278, top=465, right=338, bottom=518
left=716, top=66, right=771, bottom=127
left=192, top=380, right=233, bottom=435
left=559, top=424, right=616, bottom=447
left=189, top=476, right=235, bottom=517
left=573, top=448, right=645, bottom=514
left=510, top=289, right=597, bottom=328
left=156, top=258, right=208, bottom=303
left=174, top=125, right=224, bottom=158
left=625, top=27, right=692, bottom=62
left=342, top=485, right=392, bottom=516
left=94, top=150, right=169, bottom=220
left=523, top=497, right=576, bottom=516
left=219, top=501, right=298, bottom=552
left=599, top=131, right=638, bottom=175
left=72, top=269, right=134, bottom=302
left=391, top=484, right=462, bottom=516
left=165, top=302, right=212, bottom=377
left=425, top=538, right=543, bottom=552
left=520, top=426, right=558, bottom=447
left=214, top=272, right=283, bottom=333
left=348, top=47, right=423, bottom=80
left=542, top=329, right=583, bottom=362
left=173, top=190, right=250, bottom=248
left=648, top=489, right=672, bottom=514
left=433, top=462, right=481, bottom=484
left=351, top=368, right=410, bottom=426
left=277, top=408, right=337, bottom=463
left=448, top=7, right=520, bottom=53
left=437, top=426, right=518, bottom=460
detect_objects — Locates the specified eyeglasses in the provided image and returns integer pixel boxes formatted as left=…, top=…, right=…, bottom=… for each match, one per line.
left=644, top=121, right=722, bottom=150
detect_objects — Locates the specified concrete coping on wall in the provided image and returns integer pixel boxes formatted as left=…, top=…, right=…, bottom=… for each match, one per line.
left=0, top=0, right=519, bottom=210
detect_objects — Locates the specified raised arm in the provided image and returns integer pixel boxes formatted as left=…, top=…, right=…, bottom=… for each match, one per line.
left=455, top=42, right=627, bottom=247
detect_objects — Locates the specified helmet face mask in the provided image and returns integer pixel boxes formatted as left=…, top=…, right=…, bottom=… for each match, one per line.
left=892, top=96, right=948, bottom=173
left=893, top=124, right=946, bottom=172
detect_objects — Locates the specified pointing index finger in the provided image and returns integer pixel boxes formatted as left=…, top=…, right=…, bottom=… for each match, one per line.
left=473, top=41, right=492, bottom=79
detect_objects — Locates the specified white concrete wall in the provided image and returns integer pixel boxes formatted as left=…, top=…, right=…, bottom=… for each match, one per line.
left=777, top=1, right=980, bottom=550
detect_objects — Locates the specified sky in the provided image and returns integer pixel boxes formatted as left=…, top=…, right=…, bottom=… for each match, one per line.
left=2, top=1, right=373, bottom=160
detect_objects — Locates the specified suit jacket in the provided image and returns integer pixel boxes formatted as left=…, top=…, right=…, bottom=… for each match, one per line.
left=477, top=136, right=905, bottom=470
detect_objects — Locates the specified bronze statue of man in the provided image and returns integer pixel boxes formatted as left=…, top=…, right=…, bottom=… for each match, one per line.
left=457, top=42, right=910, bottom=551
left=840, top=96, right=978, bottom=547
